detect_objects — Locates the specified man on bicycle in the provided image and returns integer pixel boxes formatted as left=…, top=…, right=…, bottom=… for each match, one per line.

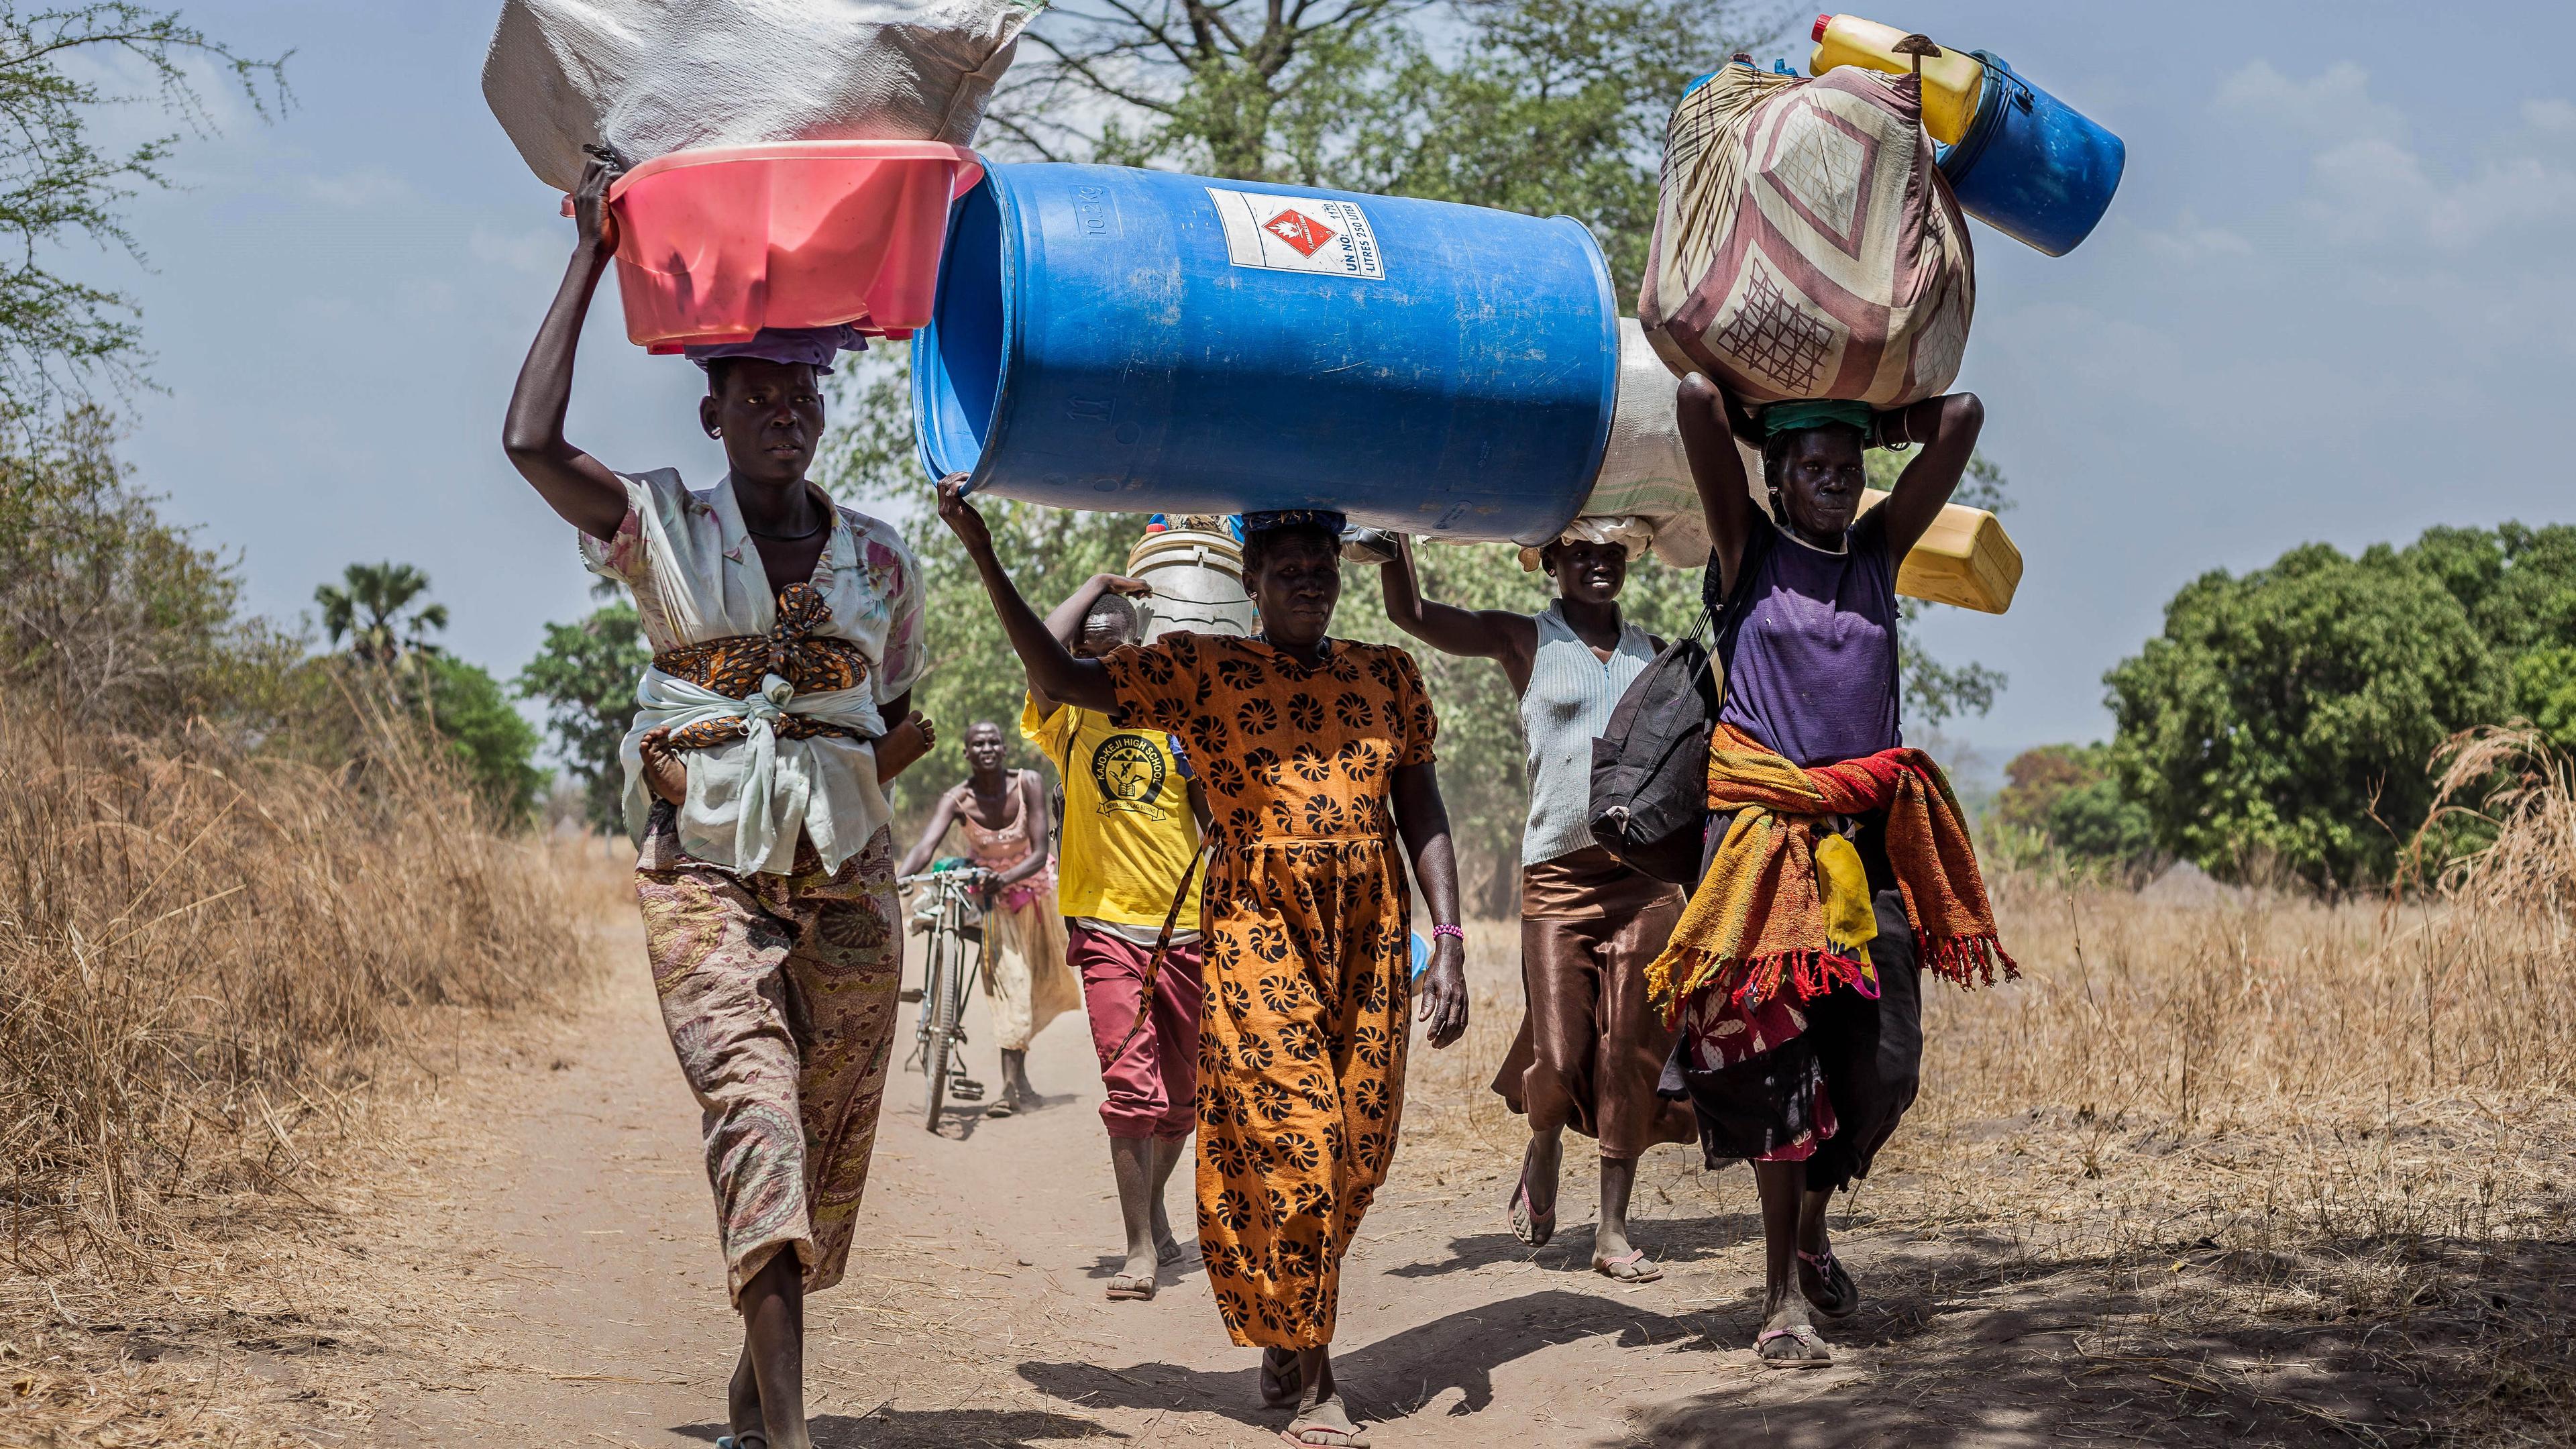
left=1023, top=574, right=1211, bottom=1302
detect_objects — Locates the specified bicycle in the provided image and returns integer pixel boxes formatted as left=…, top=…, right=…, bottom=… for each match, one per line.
left=897, top=863, right=994, bottom=1132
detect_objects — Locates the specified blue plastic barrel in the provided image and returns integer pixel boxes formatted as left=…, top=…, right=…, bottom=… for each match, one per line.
left=913, top=164, right=1618, bottom=543
left=1937, top=52, right=2125, bottom=257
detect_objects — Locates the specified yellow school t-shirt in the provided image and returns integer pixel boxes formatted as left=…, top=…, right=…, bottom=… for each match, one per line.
left=1021, top=695, right=1205, bottom=928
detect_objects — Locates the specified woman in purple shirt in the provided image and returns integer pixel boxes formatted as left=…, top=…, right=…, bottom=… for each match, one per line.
left=1674, top=375, right=1985, bottom=1367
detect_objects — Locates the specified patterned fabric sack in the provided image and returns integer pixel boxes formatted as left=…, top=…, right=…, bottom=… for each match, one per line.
left=1638, top=65, right=1974, bottom=410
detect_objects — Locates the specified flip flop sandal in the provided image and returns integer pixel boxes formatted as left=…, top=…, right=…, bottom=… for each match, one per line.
left=716, top=1437, right=768, bottom=1449
left=1797, top=1246, right=1859, bottom=1319
left=1507, top=1175, right=1556, bottom=1248
left=1280, top=1393, right=1369, bottom=1447
left=985, top=1095, right=1016, bottom=1118
left=1259, top=1348, right=1302, bottom=1409
left=1105, top=1271, right=1156, bottom=1301
left=1756, top=1324, right=1833, bottom=1368
left=1593, top=1248, right=1664, bottom=1284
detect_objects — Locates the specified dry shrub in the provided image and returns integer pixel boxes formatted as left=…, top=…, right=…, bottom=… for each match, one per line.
left=0, top=690, right=594, bottom=1271
left=2418, top=724, right=2576, bottom=920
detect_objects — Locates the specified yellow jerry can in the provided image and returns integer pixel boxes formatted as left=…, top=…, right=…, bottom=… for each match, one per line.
left=1856, top=487, right=2023, bottom=613
left=1809, top=13, right=1985, bottom=146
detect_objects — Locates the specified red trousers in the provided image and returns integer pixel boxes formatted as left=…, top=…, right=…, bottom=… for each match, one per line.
left=1069, top=922, right=1204, bottom=1141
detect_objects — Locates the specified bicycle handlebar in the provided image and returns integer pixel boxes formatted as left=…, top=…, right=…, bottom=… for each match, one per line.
left=898, top=868, right=998, bottom=888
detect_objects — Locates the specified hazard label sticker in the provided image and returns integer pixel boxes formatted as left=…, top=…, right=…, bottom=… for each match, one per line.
left=1205, top=187, right=1385, bottom=280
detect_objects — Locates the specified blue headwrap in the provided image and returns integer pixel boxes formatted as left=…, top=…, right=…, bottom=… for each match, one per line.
left=1241, top=508, right=1348, bottom=536
left=685, top=325, right=867, bottom=374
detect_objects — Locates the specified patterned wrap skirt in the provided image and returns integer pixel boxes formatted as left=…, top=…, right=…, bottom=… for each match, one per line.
left=1195, top=833, right=1413, bottom=1350
left=633, top=804, right=904, bottom=1303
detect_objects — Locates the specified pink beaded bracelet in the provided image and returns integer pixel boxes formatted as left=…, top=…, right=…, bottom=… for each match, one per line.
left=1431, top=922, right=1465, bottom=941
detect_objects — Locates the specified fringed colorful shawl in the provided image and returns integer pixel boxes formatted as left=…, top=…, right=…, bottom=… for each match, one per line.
left=1644, top=723, right=2016, bottom=1023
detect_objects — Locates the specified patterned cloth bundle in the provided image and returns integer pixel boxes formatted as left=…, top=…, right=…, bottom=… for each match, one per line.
left=1638, top=64, right=1976, bottom=411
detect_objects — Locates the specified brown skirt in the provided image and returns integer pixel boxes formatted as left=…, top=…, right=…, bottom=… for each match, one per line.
left=1492, top=846, right=1697, bottom=1158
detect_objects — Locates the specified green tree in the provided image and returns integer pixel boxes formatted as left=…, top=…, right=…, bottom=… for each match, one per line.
left=2402, top=522, right=2576, bottom=661
left=516, top=600, right=651, bottom=829
left=0, top=4, right=287, bottom=405
left=2513, top=645, right=2576, bottom=755
left=1992, top=742, right=2157, bottom=878
left=2104, top=541, right=2506, bottom=892
left=315, top=561, right=449, bottom=665
left=0, top=405, right=288, bottom=719
left=418, top=652, right=545, bottom=822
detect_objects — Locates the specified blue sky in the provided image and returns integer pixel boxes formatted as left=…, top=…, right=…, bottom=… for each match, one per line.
left=71, top=1, right=2576, bottom=766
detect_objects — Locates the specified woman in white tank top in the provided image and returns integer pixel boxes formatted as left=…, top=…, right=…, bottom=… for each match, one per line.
left=1378, top=519, right=1695, bottom=1283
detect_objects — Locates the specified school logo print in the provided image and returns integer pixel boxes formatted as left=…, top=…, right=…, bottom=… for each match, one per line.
left=1263, top=209, right=1335, bottom=258
left=1091, top=734, right=1171, bottom=820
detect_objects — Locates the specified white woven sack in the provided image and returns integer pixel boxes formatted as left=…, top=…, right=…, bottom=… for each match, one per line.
left=1571, top=326, right=1767, bottom=569
left=484, top=0, right=1040, bottom=192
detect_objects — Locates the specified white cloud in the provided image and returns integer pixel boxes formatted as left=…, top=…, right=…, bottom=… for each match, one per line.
left=2524, top=97, right=2576, bottom=133
left=300, top=169, right=417, bottom=209
left=2217, top=64, right=2576, bottom=254
left=2140, top=213, right=2253, bottom=262
left=470, top=225, right=568, bottom=276
left=2212, top=60, right=2406, bottom=144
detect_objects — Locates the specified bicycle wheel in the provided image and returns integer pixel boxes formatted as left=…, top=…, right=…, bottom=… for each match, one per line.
left=922, top=914, right=960, bottom=1132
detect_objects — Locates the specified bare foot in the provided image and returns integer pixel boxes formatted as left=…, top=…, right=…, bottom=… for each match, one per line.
left=1283, top=1390, right=1368, bottom=1446
left=1510, top=1131, right=1560, bottom=1247
left=1756, top=1293, right=1830, bottom=1368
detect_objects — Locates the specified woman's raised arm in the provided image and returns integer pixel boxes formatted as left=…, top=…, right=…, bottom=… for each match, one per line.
left=1676, top=374, right=1766, bottom=598
left=938, top=477, right=1121, bottom=714
left=502, top=155, right=630, bottom=542
left=1379, top=535, right=1538, bottom=683
left=1871, top=392, right=1985, bottom=562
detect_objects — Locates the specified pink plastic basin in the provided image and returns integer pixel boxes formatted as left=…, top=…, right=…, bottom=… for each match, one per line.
left=596, top=140, right=983, bottom=353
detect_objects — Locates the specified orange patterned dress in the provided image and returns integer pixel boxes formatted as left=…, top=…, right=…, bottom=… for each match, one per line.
left=1100, top=633, right=1437, bottom=1349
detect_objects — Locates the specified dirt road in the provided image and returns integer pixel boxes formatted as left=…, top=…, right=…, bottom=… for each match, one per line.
left=365, top=921, right=2408, bottom=1449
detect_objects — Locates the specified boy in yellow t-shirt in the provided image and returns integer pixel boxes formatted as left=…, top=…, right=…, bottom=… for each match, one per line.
left=1022, top=576, right=1211, bottom=1303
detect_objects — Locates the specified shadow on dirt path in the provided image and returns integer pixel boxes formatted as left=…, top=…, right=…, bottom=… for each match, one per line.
left=367, top=924, right=2563, bottom=1448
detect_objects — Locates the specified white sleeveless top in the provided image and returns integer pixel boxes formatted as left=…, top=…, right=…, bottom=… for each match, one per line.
left=1519, top=601, right=1658, bottom=865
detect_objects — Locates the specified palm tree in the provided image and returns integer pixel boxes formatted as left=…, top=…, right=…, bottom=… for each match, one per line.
left=315, top=561, right=449, bottom=664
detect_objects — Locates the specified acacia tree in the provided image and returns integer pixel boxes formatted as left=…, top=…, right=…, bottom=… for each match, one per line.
left=992, top=0, right=1776, bottom=282
left=0, top=4, right=288, bottom=407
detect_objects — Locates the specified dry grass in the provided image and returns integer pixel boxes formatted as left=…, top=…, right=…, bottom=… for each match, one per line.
left=1401, top=747, right=2576, bottom=1445
left=0, top=693, right=617, bottom=1444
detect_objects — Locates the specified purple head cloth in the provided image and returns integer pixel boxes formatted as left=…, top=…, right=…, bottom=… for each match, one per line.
left=684, top=325, right=867, bottom=374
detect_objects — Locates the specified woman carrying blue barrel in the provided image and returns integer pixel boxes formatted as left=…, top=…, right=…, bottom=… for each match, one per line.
left=1377, top=521, right=1697, bottom=1283
left=1662, top=378, right=2016, bottom=1368
left=502, top=156, right=936, bottom=1449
